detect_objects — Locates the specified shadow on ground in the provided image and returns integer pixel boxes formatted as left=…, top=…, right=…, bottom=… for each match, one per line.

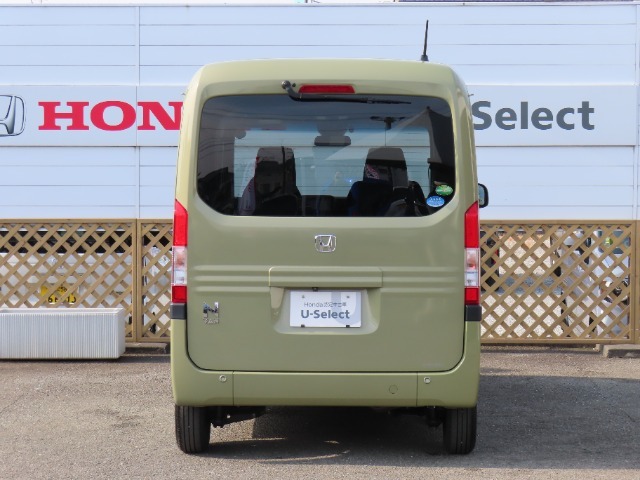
left=200, top=374, right=640, bottom=470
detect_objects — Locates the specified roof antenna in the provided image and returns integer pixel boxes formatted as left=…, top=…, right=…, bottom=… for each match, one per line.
left=420, top=20, right=429, bottom=62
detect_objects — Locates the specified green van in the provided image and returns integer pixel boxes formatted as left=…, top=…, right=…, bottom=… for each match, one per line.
left=171, top=59, right=488, bottom=454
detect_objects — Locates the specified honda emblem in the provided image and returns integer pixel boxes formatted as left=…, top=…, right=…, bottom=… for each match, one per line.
left=0, top=95, right=26, bottom=137
left=315, top=234, right=336, bottom=253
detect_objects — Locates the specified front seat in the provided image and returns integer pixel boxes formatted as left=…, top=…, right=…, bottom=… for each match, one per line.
left=239, top=147, right=301, bottom=216
left=346, top=147, right=407, bottom=216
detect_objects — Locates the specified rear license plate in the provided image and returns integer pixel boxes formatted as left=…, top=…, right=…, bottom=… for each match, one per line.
left=290, top=290, right=362, bottom=328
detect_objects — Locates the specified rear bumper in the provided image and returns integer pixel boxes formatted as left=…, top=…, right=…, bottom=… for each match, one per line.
left=171, top=320, right=480, bottom=408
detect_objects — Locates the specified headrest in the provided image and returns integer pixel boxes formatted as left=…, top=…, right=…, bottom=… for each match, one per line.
left=363, top=147, right=408, bottom=187
left=256, top=147, right=295, bottom=166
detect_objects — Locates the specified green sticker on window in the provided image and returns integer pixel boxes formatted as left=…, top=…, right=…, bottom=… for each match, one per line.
left=435, top=184, right=453, bottom=196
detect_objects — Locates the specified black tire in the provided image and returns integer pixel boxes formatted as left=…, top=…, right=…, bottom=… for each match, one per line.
left=175, top=405, right=211, bottom=454
left=443, top=406, right=477, bottom=454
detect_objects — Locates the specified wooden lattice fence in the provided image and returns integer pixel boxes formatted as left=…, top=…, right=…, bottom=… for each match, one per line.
left=137, top=221, right=172, bottom=341
left=0, top=220, right=170, bottom=343
left=481, top=222, right=635, bottom=343
left=0, top=220, right=638, bottom=344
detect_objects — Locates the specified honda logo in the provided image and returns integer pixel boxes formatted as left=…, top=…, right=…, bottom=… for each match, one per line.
left=315, top=234, right=336, bottom=253
left=0, top=95, right=26, bottom=136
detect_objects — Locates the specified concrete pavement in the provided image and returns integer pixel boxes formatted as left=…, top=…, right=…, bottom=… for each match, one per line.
left=1, top=346, right=639, bottom=479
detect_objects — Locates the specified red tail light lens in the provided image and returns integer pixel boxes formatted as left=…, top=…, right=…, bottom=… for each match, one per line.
left=464, top=201, right=479, bottom=248
left=172, top=200, right=188, bottom=303
left=298, top=84, right=355, bottom=94
left=464, top=202, right=480, bottom=305
left=173, top=199, right=188, bottom=247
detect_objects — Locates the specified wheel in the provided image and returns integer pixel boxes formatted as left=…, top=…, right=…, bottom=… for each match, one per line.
left=443, top=406, right=477, bottom=454
left=175, top=405, right=211, bottom=453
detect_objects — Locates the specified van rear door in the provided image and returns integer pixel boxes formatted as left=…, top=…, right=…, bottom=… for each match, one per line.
left=185, top=88, right=467, bottom=373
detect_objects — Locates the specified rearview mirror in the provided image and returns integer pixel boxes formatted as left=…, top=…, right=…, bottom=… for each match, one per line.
left=314, top=135, right=351, bottom=147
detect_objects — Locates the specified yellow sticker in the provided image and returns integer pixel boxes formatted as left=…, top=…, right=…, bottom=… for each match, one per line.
left=41, top=285, right=76, bottom=304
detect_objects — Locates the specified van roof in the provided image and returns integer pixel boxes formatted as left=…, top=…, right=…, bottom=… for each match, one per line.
left=191, top=58, right=462, bottom=97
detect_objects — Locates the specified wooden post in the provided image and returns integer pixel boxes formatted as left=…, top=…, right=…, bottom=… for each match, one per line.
left=132, top=219, right=143, bottom=343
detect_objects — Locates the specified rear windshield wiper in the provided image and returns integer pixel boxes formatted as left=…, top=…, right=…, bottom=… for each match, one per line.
left=281, top=81, right=410, bottom=104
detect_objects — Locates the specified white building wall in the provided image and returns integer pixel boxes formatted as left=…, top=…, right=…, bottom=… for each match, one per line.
left=0, top=2, right=638, bottom=220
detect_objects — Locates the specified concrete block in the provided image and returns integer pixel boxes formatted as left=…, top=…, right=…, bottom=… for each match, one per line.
left=602, top=345, right=640, bottom=358
left=125, top=342, right=169, bottom=355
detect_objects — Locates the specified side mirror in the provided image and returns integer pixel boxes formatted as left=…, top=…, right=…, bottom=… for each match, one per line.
left=478, top=183, right=489, bottom=208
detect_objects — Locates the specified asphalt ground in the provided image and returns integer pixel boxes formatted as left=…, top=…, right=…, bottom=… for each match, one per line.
left=1, top=346, right=639, bottom=480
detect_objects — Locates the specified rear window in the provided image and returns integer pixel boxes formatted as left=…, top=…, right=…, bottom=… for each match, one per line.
left=197, top=94, right=455, bottom=217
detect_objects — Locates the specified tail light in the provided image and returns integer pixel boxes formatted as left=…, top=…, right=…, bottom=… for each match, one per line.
left=464, top=202, right=480, bottom=305
left=172, top=200, right=188, bottom=303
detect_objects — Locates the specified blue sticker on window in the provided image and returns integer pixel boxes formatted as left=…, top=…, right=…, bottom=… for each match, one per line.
left=426, top=195, right=445, bottom=208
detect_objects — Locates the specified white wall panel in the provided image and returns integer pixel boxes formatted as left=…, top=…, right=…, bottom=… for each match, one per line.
left=140, top=166, right=174, bottom=186
left=0, top=3, right=637, bottom=221
left=0, top=147, right=137, bottom=166
left=141, top=185, right=172, bottom=204
left=140, top=147, right=177, bottom=166
left=137, top=4, right=636, bottom=87
left=481, top=206, right=634, bottom=221
left=477, top=145, right=635, bottom=220
left=480, top=166, right=632, bottom=187
left=140, top=185, right=173, bottom=208
left=139, top=5, right=633, bottom=26
left=437, top=44, right=633, bottom=66
left=490, top=185, right=633, bottom=207
left=140, top=23, right=636, bottom=47
left=476, top=146, right=635, bottom=167
left=6, top=206, right=137, bottom=219
left=455, top=65, right=636, bottom=86
left=139, top=45, right=418, bottom=65
left=1, top=26, right=136, bottom=46
left=0, top=149, right=139, bottom=218
left=433, top=24, right=636, bottom=45
left=479, top=167, right=633, bottom=219
left=0, top=67, right=138, bottom=86
left=140, top=205, right=172, bottom=219
left=0, top=7, right=136, bottom=85
left=0, top=186, right=136, bottom=207
left=0, top=6, right=136, bottom=25
left=139, top=24, right=420, bottom=46
left=1, top=46, right=136, bottom=67
left=2, top=166, right=136, bottom=186
left=139, top=150, right=175, bottom=218
left=139, top=148, right=176, bottom=219
left=139, top=44, right=632, bottom=68
left=139, top=66, right=197, bottom=85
